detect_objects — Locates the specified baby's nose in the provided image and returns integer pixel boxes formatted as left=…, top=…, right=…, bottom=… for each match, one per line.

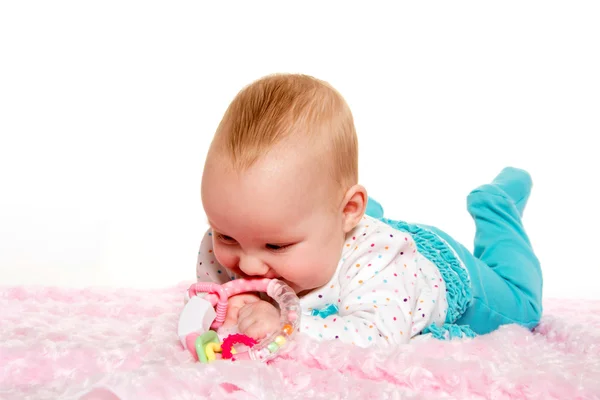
left=238, top=254, right=269, bottom=277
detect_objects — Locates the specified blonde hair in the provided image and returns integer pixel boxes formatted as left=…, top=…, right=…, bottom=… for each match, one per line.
left=210, top=73, right=358, bottom=190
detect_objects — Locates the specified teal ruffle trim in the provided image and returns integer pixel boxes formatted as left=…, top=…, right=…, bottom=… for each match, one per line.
left=422, top=323, right=476, bottom=340
left=378, top=218, right=473, bottom=325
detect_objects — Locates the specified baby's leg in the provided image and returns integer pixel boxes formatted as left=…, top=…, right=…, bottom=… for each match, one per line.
left=453, top=167, right=543, bottom=333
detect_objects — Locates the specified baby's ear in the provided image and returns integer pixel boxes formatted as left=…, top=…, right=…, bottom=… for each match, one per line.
left=341, top=184, right=367, bottom=233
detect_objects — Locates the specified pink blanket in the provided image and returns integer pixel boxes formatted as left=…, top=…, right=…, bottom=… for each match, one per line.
left=1, top=283, right=599, bottom=399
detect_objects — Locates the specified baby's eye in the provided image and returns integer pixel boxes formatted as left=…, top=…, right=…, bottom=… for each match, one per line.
left=266, top=243, right=291, bottom=251
left=216, top=234, right=237, bottom=244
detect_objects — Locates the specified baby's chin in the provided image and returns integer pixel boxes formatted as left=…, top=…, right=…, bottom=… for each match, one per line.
left=282, top=280, right=312, bottom=296
left=292, top=281, right=330, bottom=297
left=283, top=281, right=304, bottom=294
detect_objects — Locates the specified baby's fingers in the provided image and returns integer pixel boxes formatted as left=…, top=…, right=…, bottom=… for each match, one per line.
left=238, top=319, right=269, bottom=340
left=221, top=294, right=260, bottom=327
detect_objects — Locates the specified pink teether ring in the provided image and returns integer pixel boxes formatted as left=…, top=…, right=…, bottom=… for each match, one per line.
left=183, top=278, right=301, bottom=362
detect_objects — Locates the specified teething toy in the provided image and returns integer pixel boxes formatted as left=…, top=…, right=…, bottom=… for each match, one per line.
left=178, top=278, right=300, bottom=362
left=221, top=333, right=258, bottom=360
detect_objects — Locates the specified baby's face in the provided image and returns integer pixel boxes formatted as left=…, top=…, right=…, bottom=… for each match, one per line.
left=201, top=145, right=346, bottom=294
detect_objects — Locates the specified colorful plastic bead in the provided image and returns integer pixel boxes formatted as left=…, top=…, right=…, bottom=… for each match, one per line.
left=282, top=324, right=293, bottom=335
left=267, top=342, right=279, bottom=353
left=196, top=330, right=220, bottom=364
left=274, top=336, right=286, bottom=346
left=204, top=342, right=221, bottom=362
left=195, top=336, right=206, bottom=363
left=288, top=311, right=298, bottom=321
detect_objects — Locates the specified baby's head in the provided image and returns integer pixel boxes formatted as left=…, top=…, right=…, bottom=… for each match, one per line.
left=201, top=73, right=366, bottom=294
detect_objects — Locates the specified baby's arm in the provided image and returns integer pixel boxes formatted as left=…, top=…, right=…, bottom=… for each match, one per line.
left=301, top=292, right=412, bottom=347
left=196, top=228, right=236, bottom=284
left=300, top=227, right=445, bottom=348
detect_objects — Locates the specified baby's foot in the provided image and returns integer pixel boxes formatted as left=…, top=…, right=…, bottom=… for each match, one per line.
left=491, top=167, right=532, bottom=215
left=468, top=167, right=533, bottom=216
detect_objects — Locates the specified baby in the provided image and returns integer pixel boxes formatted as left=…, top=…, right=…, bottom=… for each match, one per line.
left=195, top=73, right=543, bottom=347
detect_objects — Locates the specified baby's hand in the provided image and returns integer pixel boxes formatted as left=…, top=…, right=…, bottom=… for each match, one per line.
left=222, top=293, right=262, bottom=327
left=222, top=294, right=280, bottom=340
left=237, top=299, right=280, bottom=340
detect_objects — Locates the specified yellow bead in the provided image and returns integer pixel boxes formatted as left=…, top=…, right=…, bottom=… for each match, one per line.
left=274, top=336, right=286, bottom=346
left=204, top=342, right=222, bottom=362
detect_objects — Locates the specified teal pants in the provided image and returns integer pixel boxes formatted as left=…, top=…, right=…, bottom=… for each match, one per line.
left=366, top=167, right=544, bottom=335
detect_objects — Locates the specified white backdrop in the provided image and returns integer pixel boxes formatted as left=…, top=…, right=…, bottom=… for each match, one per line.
left=1, top=1, right=599, bottom=299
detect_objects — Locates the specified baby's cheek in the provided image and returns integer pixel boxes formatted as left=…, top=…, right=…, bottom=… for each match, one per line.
left=314, top=254, right=339, bottom=283
left=213, top=246, right=237, bottom=270
left=303, top=262, right=333, bottom=286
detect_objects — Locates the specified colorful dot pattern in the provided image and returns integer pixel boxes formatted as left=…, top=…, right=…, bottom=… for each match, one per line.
left=195, top=215, right=449, bottom=348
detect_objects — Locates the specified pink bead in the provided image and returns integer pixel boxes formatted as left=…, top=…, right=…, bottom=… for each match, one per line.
left=288, top=311, right=297, bottom=321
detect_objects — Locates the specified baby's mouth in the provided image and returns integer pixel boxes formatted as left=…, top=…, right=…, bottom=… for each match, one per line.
left=232, top=268, right=279, bottom=281
left=233, top=268, right=300, bottom=292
